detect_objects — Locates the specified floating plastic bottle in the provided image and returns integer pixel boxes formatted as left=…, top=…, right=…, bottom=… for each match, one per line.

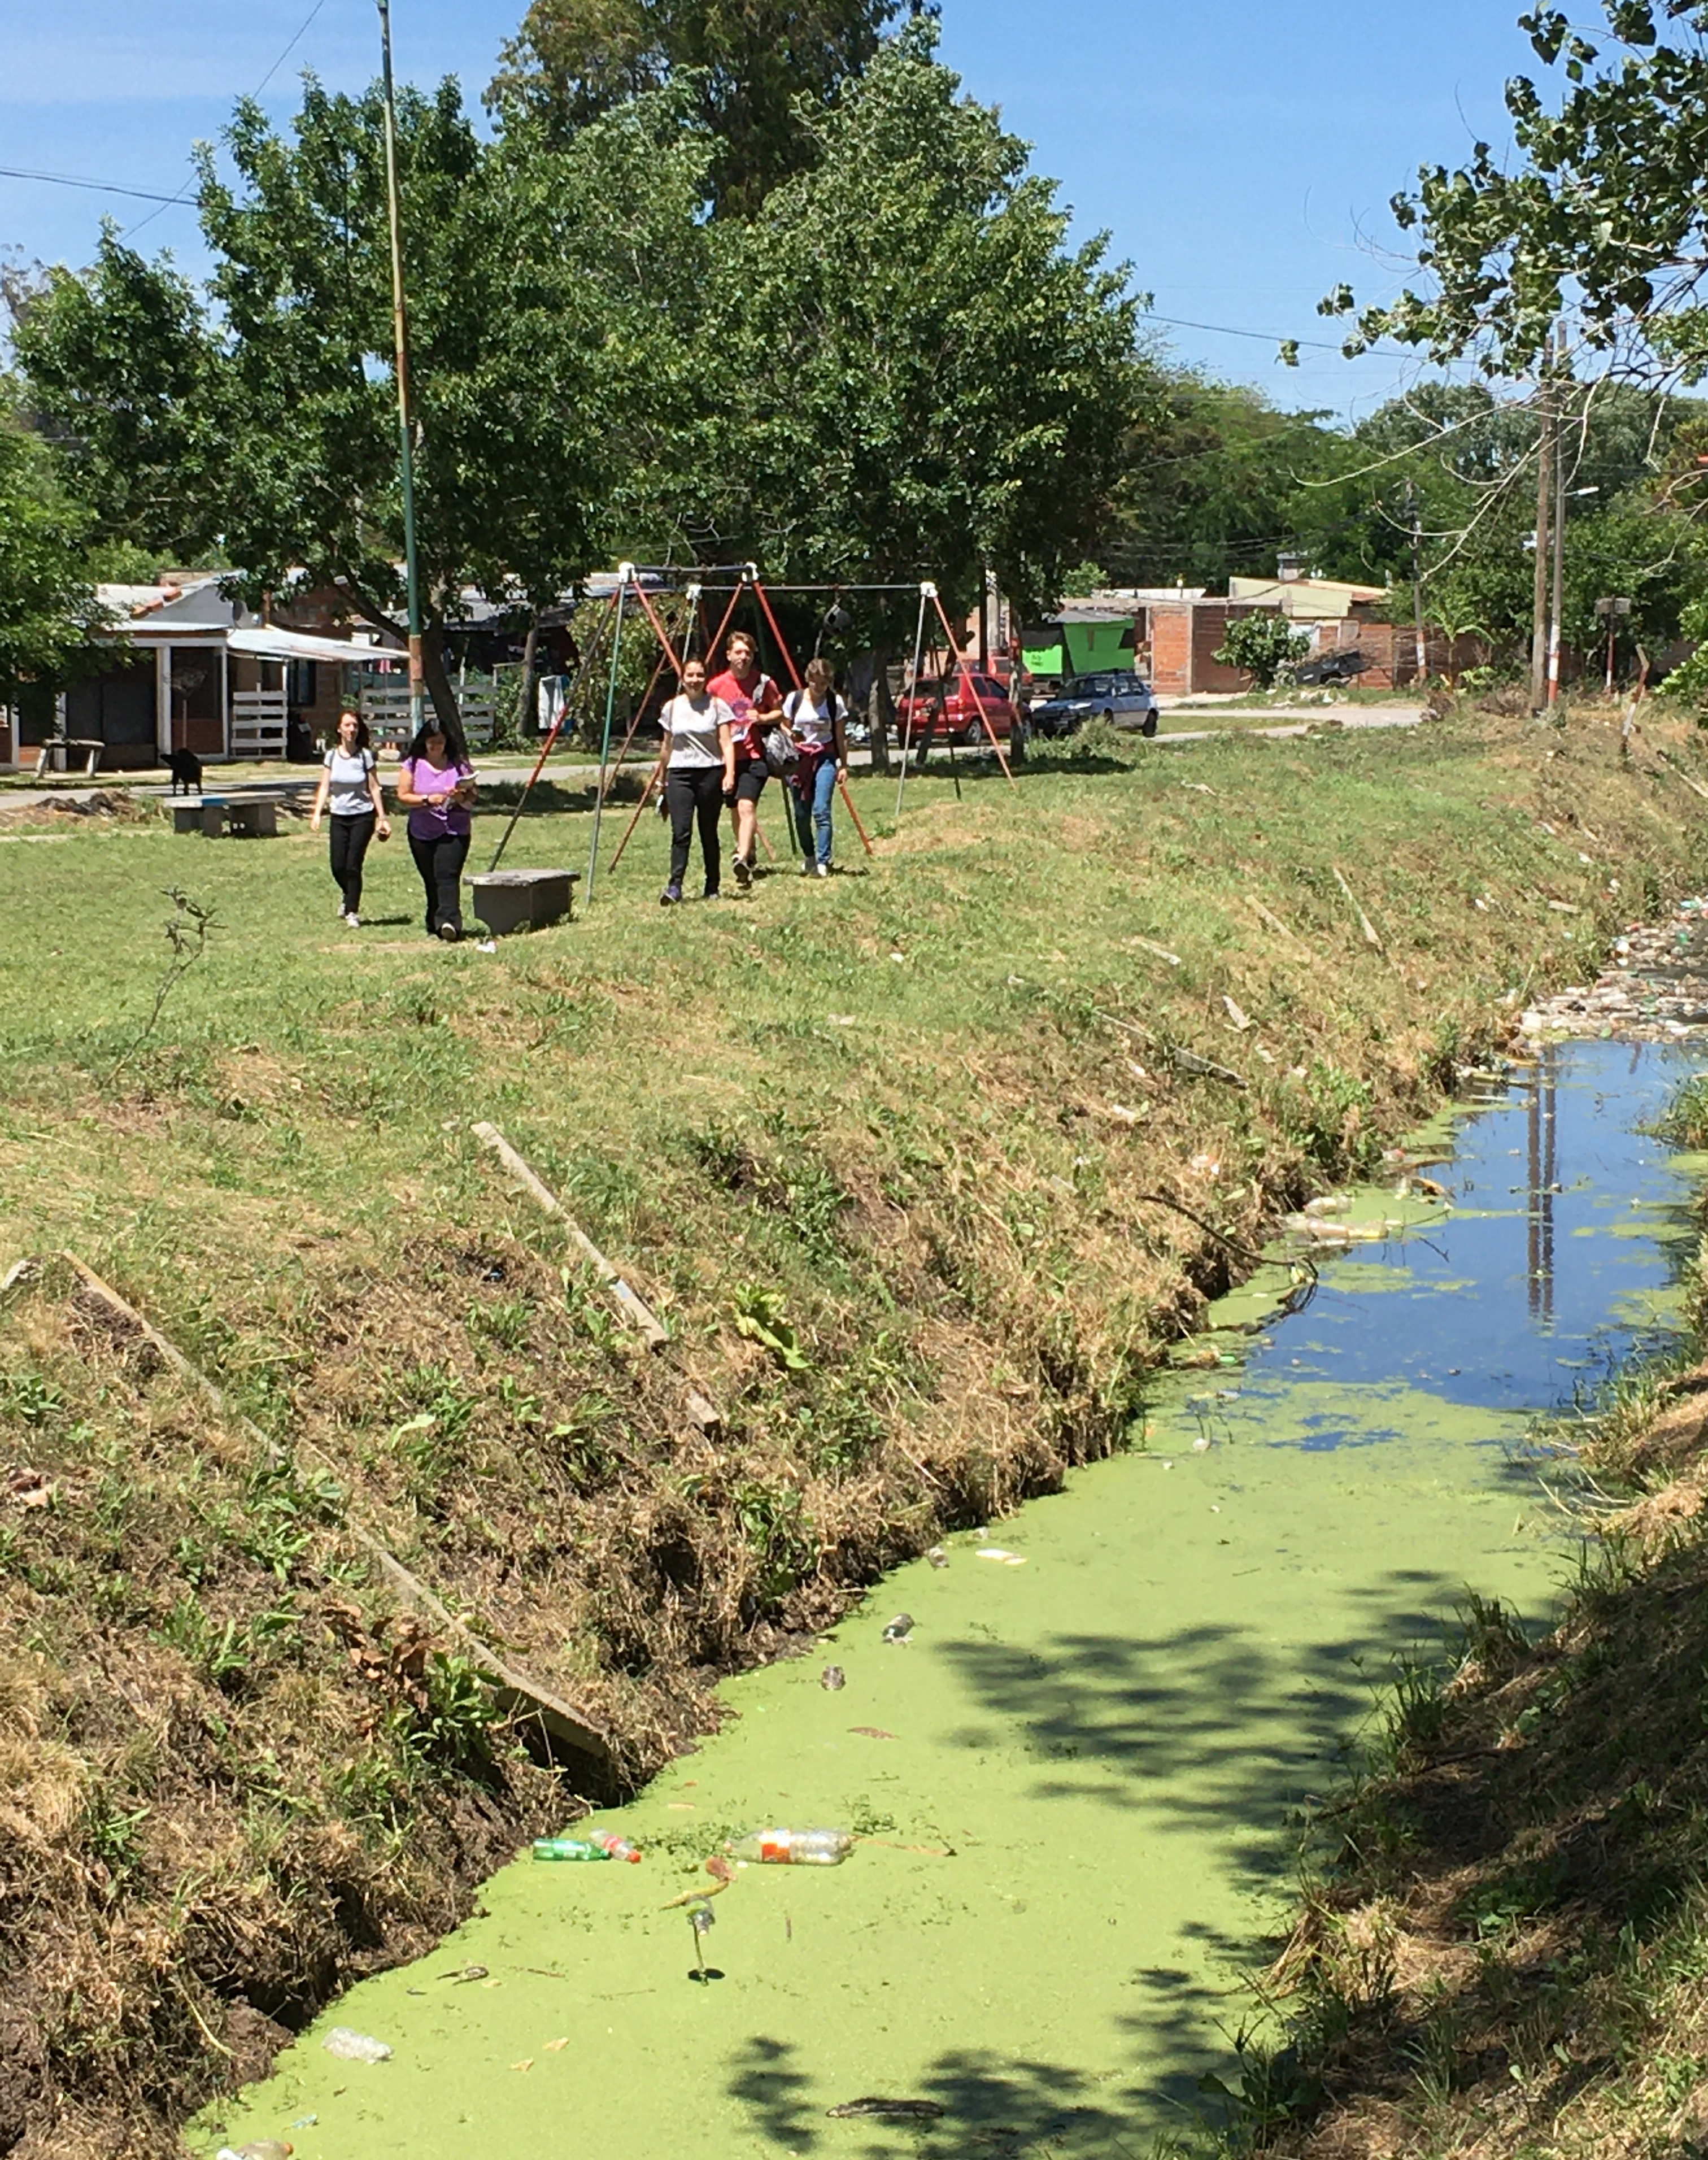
left=216, top=2145, right=293, bottom=2160
left=532, top=1837, right=613, bottom=1862
left=322, top=2027, right=391, bottom=2062
left=586, top=1830, right=642, bottom=1863
left=729, top=1827, right=853, bottom=1866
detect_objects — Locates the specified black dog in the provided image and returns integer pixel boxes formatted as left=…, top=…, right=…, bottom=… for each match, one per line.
left=167, top=746, right=203, bottom=795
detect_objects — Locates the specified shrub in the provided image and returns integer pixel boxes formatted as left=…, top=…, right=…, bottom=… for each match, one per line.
left=1213, top=612, right=1309, bottom=689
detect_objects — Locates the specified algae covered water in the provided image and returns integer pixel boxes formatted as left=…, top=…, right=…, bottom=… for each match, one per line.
left=201, top=1041, right=1706, bottom=2159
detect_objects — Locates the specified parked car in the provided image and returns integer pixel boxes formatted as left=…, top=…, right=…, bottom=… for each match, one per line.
left=1292, top=648, right=1367, bottom=686
left=1029, top=670, right=1158, bottom=738
left=894, top=670, right=1022, bottom=753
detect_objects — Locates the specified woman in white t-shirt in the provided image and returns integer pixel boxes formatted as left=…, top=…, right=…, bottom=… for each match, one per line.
left=784, top=658, right=849, bottom=878
left=310, top=709, right=390, bottom=926
left=648, top=657, right=737, bottom=904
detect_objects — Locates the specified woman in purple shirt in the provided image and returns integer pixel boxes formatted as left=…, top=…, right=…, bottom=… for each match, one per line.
left=395, top=716, right=477, bottom=941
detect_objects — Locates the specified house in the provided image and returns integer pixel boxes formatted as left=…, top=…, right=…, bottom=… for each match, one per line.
left=2, top=576, right=394, bottom=772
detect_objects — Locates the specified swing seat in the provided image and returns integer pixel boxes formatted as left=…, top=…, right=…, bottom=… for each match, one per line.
left=468, top=867, right=578, bottom=936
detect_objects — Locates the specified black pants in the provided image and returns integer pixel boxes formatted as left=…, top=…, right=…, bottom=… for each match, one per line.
left=666, top=765, right=724, bottom=893
left=409, top=830, right=469, bottom=934
left=329, top=811, right=375, bottom=913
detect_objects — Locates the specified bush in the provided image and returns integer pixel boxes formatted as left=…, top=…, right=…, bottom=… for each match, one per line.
left=1213, top=612, right=1310, bottom=689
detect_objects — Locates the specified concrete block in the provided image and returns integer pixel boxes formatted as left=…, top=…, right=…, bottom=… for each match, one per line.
left=469, top=867, right=578, bottom=937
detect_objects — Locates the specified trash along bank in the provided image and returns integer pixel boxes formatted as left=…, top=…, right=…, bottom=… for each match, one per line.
left=4, top=704, right=1708, bottom=2155
left=198, top=1039, right=1706, bottom=2159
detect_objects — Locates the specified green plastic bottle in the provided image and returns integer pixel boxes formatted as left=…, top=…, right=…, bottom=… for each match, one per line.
left=532, top=1837, right=613, bottom=1862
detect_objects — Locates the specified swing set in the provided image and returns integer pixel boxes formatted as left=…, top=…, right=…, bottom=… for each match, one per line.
left=483, top=564, right=1017, bottom=899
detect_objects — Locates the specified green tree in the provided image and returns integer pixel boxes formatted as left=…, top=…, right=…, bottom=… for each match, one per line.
left=1099, top=374, right=1343, bottom=591
left=1212, top=611, right=1307, bottom=689
left=10, top=241, right=217, bottom=561
left=487, top=0, right=900, bottom=215
left=702, top=24, right=1141, bottom=757
left=14, top=80, right=711, bottom=726
left=0, top=377, right=104, bottom=695
left=1325, top=4, right=1708, bottom=380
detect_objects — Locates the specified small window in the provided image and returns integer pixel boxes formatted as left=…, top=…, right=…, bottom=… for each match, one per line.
left=287, top=659, right=318, bottom=708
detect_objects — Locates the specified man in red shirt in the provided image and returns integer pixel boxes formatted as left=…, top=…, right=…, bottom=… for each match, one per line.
left=708, top=631, right=785, bottom=888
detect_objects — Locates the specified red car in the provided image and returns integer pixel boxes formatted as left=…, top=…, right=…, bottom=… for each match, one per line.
left=894, top=670, right=1020, bottom=752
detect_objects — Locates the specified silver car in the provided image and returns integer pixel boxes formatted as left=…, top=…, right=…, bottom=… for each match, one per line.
left=1030, top=670, right=1158, bottom=738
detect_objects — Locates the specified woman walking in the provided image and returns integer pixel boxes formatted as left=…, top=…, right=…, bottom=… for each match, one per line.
left=650, top=657, right=735, bottom=904
left=396, top=714, right=477, bottom=941
left=708, top=632, right=784, bottom=889
left=785, top=659, right=848, bottom=878
left=310, top=708, right=390, bottom=925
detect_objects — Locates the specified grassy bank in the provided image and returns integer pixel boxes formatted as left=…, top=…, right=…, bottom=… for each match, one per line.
left=1225, top=1307, right=1708, bottom=2160
left=2, top=703, right=1705, bottom=2155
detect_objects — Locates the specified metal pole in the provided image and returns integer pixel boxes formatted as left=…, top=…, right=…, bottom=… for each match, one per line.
left=1530, top=351, right=1553, bottom=713
left=894, top=587, right=931, bottom=824
left=376, top=0, right=425, bottom=740
left=585, top=576, right=629, bottom=903
left=1408, top=485, right=1427, bottom=685
left=1547, top=324, right=1568, bottom=711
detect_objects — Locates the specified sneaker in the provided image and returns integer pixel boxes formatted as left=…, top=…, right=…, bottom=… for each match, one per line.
left=814, top=863, right=829, bottom=879
left=438, top=921, right=461, bottom=943
left=799, top=857, right=813, bottom=876
left=734, top=854, right=752, bottom=890
left=345, top=910, right=361, bottom=926
left=703, top=886, right=722, bottom=902
left=660, top=885, right=682, bottom=907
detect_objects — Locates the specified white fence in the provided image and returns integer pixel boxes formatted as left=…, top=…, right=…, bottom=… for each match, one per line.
left=357, top=672, right=494, bottom=751
left=230, top=689, right=289, bottom=760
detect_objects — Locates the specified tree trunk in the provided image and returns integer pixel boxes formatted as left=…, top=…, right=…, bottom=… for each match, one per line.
left=421, top=622, right=463, bottom=735
left=868, top=643, right=893, bottom=776
left=517, top=615, right=539, bottom=748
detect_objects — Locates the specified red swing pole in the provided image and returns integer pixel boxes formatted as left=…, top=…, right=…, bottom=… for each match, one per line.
left=929, top=587, right=1016, bottom=787
left=752, top=574, right=875, bottom=859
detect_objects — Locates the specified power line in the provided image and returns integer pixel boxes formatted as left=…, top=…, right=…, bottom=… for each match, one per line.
left=125, top=0, right=334, bottom=239
left=0, top=164, right=188, bottom=206
left=1144, top=310, right=1399, bottom=358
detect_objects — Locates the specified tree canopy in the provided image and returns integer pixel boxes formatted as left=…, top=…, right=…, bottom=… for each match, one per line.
left=702, top=26, right=1141, bottom=619
left=486, top=0, right=900, bottom=214
left=1326, top=3, right=1708, bottom=379
left=0, top=377, right=104, bottom=694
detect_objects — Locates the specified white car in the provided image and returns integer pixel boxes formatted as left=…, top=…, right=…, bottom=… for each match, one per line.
left=1030, top=670, right=1158, bottom=738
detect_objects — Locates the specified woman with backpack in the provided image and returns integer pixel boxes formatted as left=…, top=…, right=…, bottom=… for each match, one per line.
left=650, top=656, right=737, bottom=904
left=395, top=713, right=478, bottom=942
left=309, top=708, right=390, bottom=926
left=785, top=659, right=849, bottom=878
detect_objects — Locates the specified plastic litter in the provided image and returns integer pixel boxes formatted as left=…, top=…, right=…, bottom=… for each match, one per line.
left=729, top=1827, right=853, bottom=1866
left=974, top=1548, right=1026, bottom=1565
left=322, top=2027, right=391, bottom=2062
left=926, top=1545, right=948, bottom=1568
left=216, top=2145, right=293, bottom=2160
left=533, top=1837, right=613, bottom=1862
left=882, top=1613, right=914, bottom=1643
left=586, top=1830, right=642, bottom=1863
left=820, top=1664, right=846, bottom=1690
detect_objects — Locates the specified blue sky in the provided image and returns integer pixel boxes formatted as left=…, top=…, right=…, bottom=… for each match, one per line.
left=0, top=0, right=1546, bottom=422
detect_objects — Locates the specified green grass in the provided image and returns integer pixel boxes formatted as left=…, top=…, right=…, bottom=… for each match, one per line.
left=3, top=705, right=1707, bottom=2153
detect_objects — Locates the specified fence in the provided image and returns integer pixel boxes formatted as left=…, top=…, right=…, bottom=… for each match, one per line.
left=356, top=671, right=495, bottom=751
left=229, top=689, right=289, bottom=760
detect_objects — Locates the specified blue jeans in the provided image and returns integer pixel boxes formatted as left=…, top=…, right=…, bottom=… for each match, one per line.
left=790, top=757, right=838, bottom=866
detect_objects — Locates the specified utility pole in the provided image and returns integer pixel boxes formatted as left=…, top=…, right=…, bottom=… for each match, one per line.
left=1530, top=346, right=1554, bottom=713
left=1406, top=484, right=1428, bottom=685
left=377, top=0, right=425, bottom=739
left=1546, top=323, right=1568, bottom=712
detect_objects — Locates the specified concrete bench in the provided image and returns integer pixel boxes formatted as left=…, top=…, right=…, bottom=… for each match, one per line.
left=468, top=867, right=578, bottom=937
left=179, top=795, right=286, bottom=838
left=33, top=738, right=104, bottom=779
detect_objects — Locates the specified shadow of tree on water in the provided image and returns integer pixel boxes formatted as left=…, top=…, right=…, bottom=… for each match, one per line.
left=729, top=2030, right=1217, bottom=2157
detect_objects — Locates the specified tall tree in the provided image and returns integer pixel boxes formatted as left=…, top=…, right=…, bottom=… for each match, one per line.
left=487, top=0, right=900, bottom=215
left=700, top=20, right=1140, bottom=754
left=14, top=81, right=711, bottom=725
left=0, top=377, right=104, bottom=694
